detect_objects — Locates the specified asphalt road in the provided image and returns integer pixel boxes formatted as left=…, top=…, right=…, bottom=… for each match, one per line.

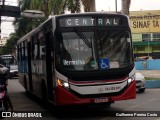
left=3, top=79, right=160, bottom=120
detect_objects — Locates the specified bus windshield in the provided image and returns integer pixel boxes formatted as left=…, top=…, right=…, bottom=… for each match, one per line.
left=56, top=30, right=134, bottom=71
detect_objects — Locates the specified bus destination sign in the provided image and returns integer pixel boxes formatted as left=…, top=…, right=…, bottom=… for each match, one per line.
left=59, top=17, right=124, bottom=27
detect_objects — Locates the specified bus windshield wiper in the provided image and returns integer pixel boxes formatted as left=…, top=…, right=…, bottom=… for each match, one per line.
left=74, top=28, right=92, bottom=48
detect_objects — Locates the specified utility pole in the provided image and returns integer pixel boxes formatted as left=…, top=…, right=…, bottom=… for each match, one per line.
left=90, top=0, right=96, bottom=12
left=45, top=0, right=49, bottom=17
left=121, top=0, right=131, bottom=15
left=115, top=0, right=117, bottom=12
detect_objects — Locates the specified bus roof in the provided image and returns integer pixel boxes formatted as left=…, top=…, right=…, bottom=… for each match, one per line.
left=55, top=11, right=127, bottom=17
left=17, top=12, right=128, bottom=44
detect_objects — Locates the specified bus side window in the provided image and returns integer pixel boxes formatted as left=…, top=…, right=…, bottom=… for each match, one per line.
left=21, top=42, right=25, bottom=61
left=31, top=35, right=39, bottom=60
left=38, top=31, right=46, bottom=60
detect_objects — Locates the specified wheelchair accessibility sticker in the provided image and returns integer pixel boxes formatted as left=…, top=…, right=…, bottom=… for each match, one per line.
left=99, top=59, right=109, bottom=69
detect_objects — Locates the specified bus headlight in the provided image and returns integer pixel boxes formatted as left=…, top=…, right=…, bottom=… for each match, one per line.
left=57, top=79, right=69, bottom=88
left=128, top=78, right=132, bottom=84
left=128, top=76, right=135, bottom=85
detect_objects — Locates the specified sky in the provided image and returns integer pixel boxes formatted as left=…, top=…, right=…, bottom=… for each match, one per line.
left=1, top=0, right=18, bottom=38
left=96, top=0, right=160, bottom=12
left=1, top=0, right=160, bottom=38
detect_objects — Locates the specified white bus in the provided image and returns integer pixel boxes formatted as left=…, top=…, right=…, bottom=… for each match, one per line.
left=17, top=12, right=136, bottom=106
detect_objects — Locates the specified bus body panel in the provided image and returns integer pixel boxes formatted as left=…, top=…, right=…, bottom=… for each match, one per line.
left=55, top=80, right=136, bottom=105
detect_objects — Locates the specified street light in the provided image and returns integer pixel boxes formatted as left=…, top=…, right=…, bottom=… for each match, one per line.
left=21, top=10, right=45, bottom=18
left=21, top=10, right=46, bottom=29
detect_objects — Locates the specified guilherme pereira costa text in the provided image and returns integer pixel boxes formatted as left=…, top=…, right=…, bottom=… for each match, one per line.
left=2, top=112, right=42, bottom=118
left=116, top=112, right=158, bottom=117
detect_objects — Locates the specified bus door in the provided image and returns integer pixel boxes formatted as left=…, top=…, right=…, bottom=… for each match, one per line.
left=27, top=41, right=33, bottom=91
left=46, top=30, right=54, bottom=101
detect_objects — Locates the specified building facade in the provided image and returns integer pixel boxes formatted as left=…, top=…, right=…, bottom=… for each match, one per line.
left=0, top=37, right=8, bottom=46
left=130, top=10, right=160, bottom=59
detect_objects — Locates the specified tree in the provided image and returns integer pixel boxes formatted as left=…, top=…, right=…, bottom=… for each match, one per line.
left=48, top=0, right=66, bottom=15
left=67, top=0, right=81, bottom=13
left=14, top=0, right=46, bottom=37
left=20, top=0, right=31, bottom=11
left=1, top=0, right=98, bottom=55
left=0, top=33, right=19, bottom=55
left=81, top=0, right=95, bottom=12
left=48, top=0, right=82, bottom=14
left=30, top=0, right=49, bottom=16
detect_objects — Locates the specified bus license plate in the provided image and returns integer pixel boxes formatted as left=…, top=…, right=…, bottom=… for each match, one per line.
left=93, top=98, right=108, bottom=103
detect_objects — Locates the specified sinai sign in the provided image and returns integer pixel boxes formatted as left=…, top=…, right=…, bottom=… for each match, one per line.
left=129, top=11, right=160, bottom=33
left=59, top=17, right=124, bottom=27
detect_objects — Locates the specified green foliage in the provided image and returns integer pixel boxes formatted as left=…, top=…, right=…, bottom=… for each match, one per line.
left=48, top=0, right=66, bottom=15
left=65, top=0, right=81, bottom=13
left=81, top=0, right=91, bottom=12
left=0, top=33, right=19, bottom=55
left=20, top=0, right=31, bottom=11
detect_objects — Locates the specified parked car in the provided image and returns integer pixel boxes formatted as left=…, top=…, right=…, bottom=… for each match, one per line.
left=135, top=72, right=146, bottom=93
left=9, top=65, right=18, bottom=79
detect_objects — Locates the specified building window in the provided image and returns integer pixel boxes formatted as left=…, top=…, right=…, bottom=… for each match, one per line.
left=152, top=46, right=160, bottom=51
left=142, top=34, right=150, bottom=42
left=153, top=33, right=160, bottom=41
left=137, top=47, right=145, bottom=51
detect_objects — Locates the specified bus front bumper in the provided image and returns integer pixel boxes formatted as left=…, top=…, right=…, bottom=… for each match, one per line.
left=54, top=80, right=136, bottom=106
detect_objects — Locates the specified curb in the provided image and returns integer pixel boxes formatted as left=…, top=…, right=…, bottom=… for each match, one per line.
left=145, top=80, right=160, bottom=88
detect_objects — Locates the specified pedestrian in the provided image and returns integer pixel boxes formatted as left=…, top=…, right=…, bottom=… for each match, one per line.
left=0, top=64, right=13, bottom=112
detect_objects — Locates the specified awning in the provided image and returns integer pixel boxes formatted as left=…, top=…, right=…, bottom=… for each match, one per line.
left=133, top=41, right=160, bottom=46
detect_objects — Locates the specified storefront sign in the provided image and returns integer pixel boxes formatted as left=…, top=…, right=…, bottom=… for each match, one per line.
left=130, top=11, right=160, bottom=33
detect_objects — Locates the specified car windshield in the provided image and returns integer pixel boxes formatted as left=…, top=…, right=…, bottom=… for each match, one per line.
left=56, top=30, right=134, bottom=71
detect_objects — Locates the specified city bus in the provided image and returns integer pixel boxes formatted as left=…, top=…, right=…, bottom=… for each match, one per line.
left=17, top=12, right=136, bottom=106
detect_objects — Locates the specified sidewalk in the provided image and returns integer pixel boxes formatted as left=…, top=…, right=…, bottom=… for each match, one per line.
left=136, top=70, right=160, bottom=79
